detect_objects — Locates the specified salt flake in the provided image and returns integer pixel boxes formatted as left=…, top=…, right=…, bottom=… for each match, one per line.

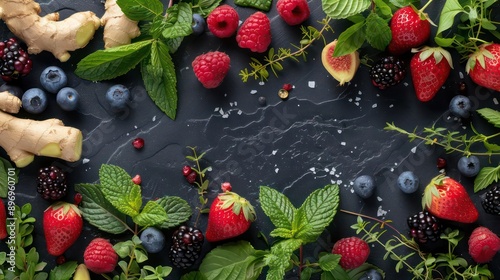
left=308, top=81, right=316, bottom=88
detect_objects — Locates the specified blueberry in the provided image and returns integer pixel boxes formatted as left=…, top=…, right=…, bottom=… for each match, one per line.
left=449, top=95, right=472, bottom=118
left=359, top=269, right=383, bottom=280
left=140, top=227, right=165, bottom=253
left=40, top=66, right=68, bottom=93
left=22, top=88, right=47, bottom=114
left=353, top=175, right=376, bottom=199
left=105, top=84, right=130, bottom=111
left=258, top=96, right=267, bottom=106
left=397, top=171, right=420, bottom=194
left=457, top=155, right=480, bottom=177
left=56, top=87, right=80, bottom=111
left=191, top=13, right=206, bottom=35
left=0, top=83, right=23, bottom=98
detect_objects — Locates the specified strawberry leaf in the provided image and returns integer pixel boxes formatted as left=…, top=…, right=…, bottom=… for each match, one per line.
left=474, top=166, right=500, bottom=193
left=436, top=0, right=464, bottom=35
left=259, top=186, right=296, bottom=230
left=318, top=253, right=341, bottom=272
left=321, top=0, right=371, bottom=19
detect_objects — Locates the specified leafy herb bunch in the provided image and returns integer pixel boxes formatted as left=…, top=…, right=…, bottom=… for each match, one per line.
left=75, top=0, right=222, bottom=120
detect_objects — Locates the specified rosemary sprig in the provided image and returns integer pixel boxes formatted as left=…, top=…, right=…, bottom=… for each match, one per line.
left=239, top=17, right=333, bottom=82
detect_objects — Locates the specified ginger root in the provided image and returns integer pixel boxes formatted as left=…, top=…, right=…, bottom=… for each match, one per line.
left=0, top=91, right=82, bottom=167
left=101, top=0, right=140, bottom=49
left=0, top=0, right=100, bottom=62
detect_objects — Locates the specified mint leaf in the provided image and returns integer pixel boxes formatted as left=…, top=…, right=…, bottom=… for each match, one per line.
left=321, top=265, right=351, bottom=280
left=477, top=108, right=500, bottom=128
left=321, top=0, right=371, bottom=19
left=75, top=183, right=130, bottom=234
left=474, top=166, right=500, bottom=192
left=156, top=196, right=192, bottom=229
left=132, top=200, right=168, bottom=227
left=259, top=186, right=295, bottom=230
left=293, top=185, right=339, bottom=243
left=234, top=0, right=272, bottom=11
left=199, top=241, right=265, bottom=280
left=333, top=21, right=366, bottom=57
left=365, top=13, right=391, bottom=51
left=318, top=254, right=341, bottom=272
left=191, top=0, right=221, bottom=16
left=269, top=228, right=293, bottom=239
left=373, top=0, right=392, bottom=17
left=436, top=0, right=464, bottom=35
left=0, top=157, right=16, bottom=198
left=141, top=40, right=178, bottom=119
left=181, top=271, right=208, bottom=280
left=162, top=3, right=194, bottom=39
left=75, top=40, right=153, bottom=81
left=265, top=239, right=302, bottom=280
left=49, top=261, right=78, bottom=280
left=99, top=164, right=143, bottom=217
left=117, top=0, right=163, bottom=21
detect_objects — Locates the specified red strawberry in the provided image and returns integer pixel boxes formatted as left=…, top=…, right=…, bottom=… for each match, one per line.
left=410, top=47, right=453, bottom=102
left=468, top=226, right=500, bottom=263
left=331, top=236, right=370, bottom=269
left=276, top=0, right=310, bottom=26
left=207, top=4, right=240, bottom=38
left=192, top=51, right=230, bottom=89
left=205, top=190, right=256, bottom=242
left=236, top=12, right=272, bottom=53
left=0, top=199, right=7, bottom=240
left=388, top=6, right=431, bottom=55
left=84, top=238, right=118, bottom=274
left=43, top=202, right=83, bottom=256
left=422, top=175, right=478, bottom=223
left=467, top=43, right=500, bottom=92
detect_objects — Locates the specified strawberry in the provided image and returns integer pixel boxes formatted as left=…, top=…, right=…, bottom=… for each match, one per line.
left=276, top=0, right=310, bottom=26
left=466, top=43, right=500, bottom=92
left=0, top=199, right=7, bottom=240
left=331, top=236, right=370, bottom=269
left=192, top=51, right=231, bottom=89
left=236, top=12, right=272, bottom=53
left=43, top=202, right=83, bottom=256
left=422, top=175, right=478, bottom=223
left=468, top=226, right=500, bottom=263
left=84, top=238, right=118, bottom=274
left=205, top=190, right=256, bottom=242
left=388, top=6, right=431, bottom=55
left=410, top=47, right=453, bottom=102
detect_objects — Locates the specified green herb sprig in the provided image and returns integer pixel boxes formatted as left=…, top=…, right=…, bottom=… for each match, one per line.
left=185, top=146, right=211, bottom=226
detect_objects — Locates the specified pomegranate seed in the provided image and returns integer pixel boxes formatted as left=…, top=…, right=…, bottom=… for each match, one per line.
left=56, top=255, right=66, bottom=265
left=437, top=157, right=447, bottom=169
left=74, top=193, right=83, bottom=205
left=221, top=182, right=232, bottom=192
left=132, top=174, right=142, bottom=185
left=182, top=165, right=192, bottom=177
left=282, top=83, right=293, bottom=91
left=132, top=137, right=144, bottom=149
left=458, top=81, right=467, bottom=93
left=186, top=171, right=197, bottom=184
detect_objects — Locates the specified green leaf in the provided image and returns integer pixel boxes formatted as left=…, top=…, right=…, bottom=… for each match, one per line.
left=48, top=261, right=78, bottom=280
left=269, top=228, right=294, bottom=239
left=141, top=40, right=178, bottom=119
left=156, top=196, right=192, bottom=229
left=321, top=0, right=371, bottom=19
left=435, top=35, right=455, bottom=47
left=191, top=0, right=222, bottom=16
left=436, top=0, right=464, bottom=35
left=474, top=166, right=500, bottom=193
left=373, top=0, right=392, bottom=17
left=318, top=254, right=341, bottom=272
left=365, top=13, right=391, bottom=51
left=234, top=0, right=272, bottom=11
left=321, top=264, right=351, bottom=280
left=477, top=108, right=500, bottom=128
left=199, top=241, right=265, bottom=280
left=116, top=0, right=163, bottom=21
left=75, top=183, right=130, bottom=234
left=264, top=239, right=302, bottom=280
left=75, top=40, right=153, bottom=81
left=99, top=164, right=142, bottom=217
left=388, top=0, right=417, bottom=7
left=162, top=3, right=193, bottom=39
left=333, top=22, right=366, bottom=57
left=132, top=200, right=168, bottom=227
left=0, top=157, right=16, bottom=198
left=259, top=186, right=295, bottom=230
left=181, top=271, right=208, bottom=280
left=293, top=185, right=339, bottom=243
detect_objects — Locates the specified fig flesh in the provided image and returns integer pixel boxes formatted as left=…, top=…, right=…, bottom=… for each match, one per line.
left=321, top=40, right=360, bottom=85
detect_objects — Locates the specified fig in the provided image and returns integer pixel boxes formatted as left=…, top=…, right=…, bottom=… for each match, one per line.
left=321, top=40, right=360, bottom=85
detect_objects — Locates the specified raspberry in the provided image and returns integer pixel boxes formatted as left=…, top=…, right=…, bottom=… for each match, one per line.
left=331, top=237, right=370, bottom=269
left=236, top=12, right=272, bottom=53
left=207, top=5, right=239, bottom=38
left=84, top=238, right=118, bottom=274
left=276, top=0, right=310, bottom=26
left=182, top=165, right=192, bottom=177
left=192, top=51, right=231, bottom=89
left=468, top=226, right=500, bottom=263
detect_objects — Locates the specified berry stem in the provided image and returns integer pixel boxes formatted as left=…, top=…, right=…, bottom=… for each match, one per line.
left=340, top=208, right=402, bottom=235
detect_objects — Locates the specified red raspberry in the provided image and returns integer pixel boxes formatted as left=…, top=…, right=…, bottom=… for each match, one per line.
left=331, top=237, right=370, bottom=269
left=236, top=12, right=272, bottom=53
left=468, top=226, right=500, bottom=263
left=84, top=238, right=118, bottom=274
left=192, top=51, right=231, bottom=89
left=207, top=5, right=240, bottom=38
left=276, top=0, right=310, bottom=26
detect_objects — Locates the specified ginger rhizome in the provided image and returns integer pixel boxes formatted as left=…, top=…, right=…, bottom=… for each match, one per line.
left=0, top=0, right=100, bottom=62
left=101, top=0, right=140, bottom=49
left=0, top=90, right=82, bottom=167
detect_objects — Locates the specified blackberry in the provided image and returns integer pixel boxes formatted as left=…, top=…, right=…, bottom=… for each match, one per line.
left=169, top=225, right=204, bottom=269
left=407, top=210, right=443, bottom=244
left=481, top=185, right=500, bottom=215
left=36, top=166, right=68, bottom=201
left=369, top=56, right=406, bottom=89
left=0, top=38, right=33, bottom=82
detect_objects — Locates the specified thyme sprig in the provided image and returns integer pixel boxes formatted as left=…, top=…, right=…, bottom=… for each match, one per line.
left=185, top=146, right=211, bottom=226
left=239, top=17, right=333, bottom=82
